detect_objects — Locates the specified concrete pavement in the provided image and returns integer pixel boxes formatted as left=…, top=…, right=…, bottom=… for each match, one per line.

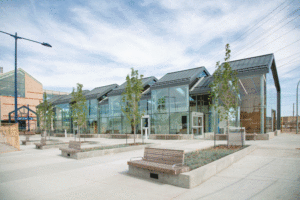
left=0, top=133, right=299, bottom=200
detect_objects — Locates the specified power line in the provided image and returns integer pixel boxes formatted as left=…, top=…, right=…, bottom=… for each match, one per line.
left=234, top=8, right=300, bottom=58
left=230, top=0, right=291, bottom=47
left=278, top=57, right=300, bottom=68
left=244, top=22, right=300, bottom=58
left=206, top=0, right=293, bottom=65
left=274, top=38, right=300, bottom=53
left=277, top=51, right=300, bottom=62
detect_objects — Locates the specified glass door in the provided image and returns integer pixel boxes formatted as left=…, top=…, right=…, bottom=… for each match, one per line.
left=191, top=112, right=204, bottom=138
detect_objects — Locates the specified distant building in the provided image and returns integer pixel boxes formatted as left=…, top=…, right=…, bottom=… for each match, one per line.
left=0, top=68, right=67, bottom=131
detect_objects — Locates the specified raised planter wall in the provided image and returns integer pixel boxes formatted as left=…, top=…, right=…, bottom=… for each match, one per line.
left=128, top=145, right=257, bottom=189
left=149, top=134, right=193, bottom=140
left=62, top=143, right=158, bottom=160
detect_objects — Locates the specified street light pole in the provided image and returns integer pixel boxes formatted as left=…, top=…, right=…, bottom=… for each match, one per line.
left=297, top=79, right=300, bottom=134
left=14, top=32, right=18, bottom=123
left=0, top=30, right=52, bottom=125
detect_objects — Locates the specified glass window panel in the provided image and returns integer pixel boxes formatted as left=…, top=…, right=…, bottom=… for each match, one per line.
left=239, top=75, right=262, bottom=133
left=0, top=70, right=25, bottom=97
left=151, top=88, right=169, bottom=114
left=170, top=112, right=189, bottom=134
left=152, top=113, right=169, bottom=134
left=266, top=72, right=277, bottom=132
left=169, top=85, right=189, bottom=112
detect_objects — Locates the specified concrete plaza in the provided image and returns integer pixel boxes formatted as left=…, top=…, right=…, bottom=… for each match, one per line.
left=0, top=134, right=300, bottom=200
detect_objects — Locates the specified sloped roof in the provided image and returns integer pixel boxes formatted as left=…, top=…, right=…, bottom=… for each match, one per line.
left=48, top=95, right=66, bottom=104
left=108, top=76, right=157, bottom=97
left=151, top=67, right=210, bottom=89
left=190, top=76, right=213, bottom=95
left=52, top=90, right=90, bottom=105
left=220, top=54, right=274, bottom=76
left=85, top=84, right=118, bottom=100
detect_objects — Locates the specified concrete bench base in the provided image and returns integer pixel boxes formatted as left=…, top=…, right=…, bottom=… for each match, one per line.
left=61, top=143, right=158, bottom=160
left=35, top=143, right=69, bottom=149
left=128, top=145, right=256, bottom=188
left=149, top=134, right=193, bottom=140
left=21, top=140, right=40, bottom=145
left=205, top=133, right=275, bottom=141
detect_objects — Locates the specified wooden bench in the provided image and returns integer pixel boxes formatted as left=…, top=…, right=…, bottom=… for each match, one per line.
left=127, top=147, right=190, bottom=175
left=59, top=141, right=81, bottom=157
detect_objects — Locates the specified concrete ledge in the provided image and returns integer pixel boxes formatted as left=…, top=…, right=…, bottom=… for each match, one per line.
left=21, top=140, right=40, bottom=145
left=35, top=143, right=68, bottom=149
left=149, top=134, right=194, bottom=140
left=62, top=143, right=159, bottom=160
left=98, top=134, right=141, bottom=139
left=128, top=145, right=256, bottom=188
left=275, top=130, right=281, bottom=136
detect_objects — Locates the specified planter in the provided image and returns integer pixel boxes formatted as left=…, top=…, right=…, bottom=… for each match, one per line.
left=61, top=143, right=159, bottom=160
left=128, top=145, right=256, bottom=189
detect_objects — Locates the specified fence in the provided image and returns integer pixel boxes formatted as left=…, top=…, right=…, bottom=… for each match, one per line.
left=0, top=123, right=20, bottom=150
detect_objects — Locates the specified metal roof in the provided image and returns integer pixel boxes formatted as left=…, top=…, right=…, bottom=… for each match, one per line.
left=190, top=76, right=213, bottom=95
left=108, top=76, right=157, bottom=97
left=52, top=90, right=90, bottom=105
left=85, top=84, right=118, bottom=100
left=151, top=67, right=210, bottom=89
left=220, top=54, right=274, bottom=76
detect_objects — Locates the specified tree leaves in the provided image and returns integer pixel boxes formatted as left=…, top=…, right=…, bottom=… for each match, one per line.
left=209, top=44, right=240, bottom=125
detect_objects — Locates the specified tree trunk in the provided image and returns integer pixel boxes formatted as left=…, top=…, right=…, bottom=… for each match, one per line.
left=78, top=127, right=81, bottom=143
left=227, top=117, right=229, bottom=147
left=134, top=125, right=136, bottom=145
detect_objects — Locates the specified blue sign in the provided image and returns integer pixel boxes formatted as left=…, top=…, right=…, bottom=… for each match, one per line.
left=18, top=117, right=33, bottom=120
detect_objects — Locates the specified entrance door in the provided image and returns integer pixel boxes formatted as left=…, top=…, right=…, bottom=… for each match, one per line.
left=141, top=115, right=150, bottom=139
left=19, top=120, right=26, bottom=131
left=191, top=112, right=204, bottom=138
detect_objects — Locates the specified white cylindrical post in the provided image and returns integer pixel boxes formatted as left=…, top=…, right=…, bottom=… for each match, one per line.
left=65, top=129, right=67, bottom=138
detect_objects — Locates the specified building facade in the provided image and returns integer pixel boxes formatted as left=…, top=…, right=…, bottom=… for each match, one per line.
left=0, top=68, right=43, bottom=131
left=47, top=54, right=281, bottom=136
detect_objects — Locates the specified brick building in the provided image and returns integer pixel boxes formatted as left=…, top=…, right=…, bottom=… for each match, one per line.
left=0, top=67, right=43, bottom=131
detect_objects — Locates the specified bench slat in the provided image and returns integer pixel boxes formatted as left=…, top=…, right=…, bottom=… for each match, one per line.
left=128, top=160, right=189, bottom=175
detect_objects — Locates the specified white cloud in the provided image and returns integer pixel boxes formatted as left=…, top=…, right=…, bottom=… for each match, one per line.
left=0, top=0, right=299, bottom=116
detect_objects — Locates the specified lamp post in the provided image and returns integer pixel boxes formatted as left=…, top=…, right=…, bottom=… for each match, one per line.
left=297, top=79, right=300, bottom=134
left=0, top=30, right=51, bottom=125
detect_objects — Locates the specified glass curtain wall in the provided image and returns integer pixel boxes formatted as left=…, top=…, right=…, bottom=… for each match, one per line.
left=99, top=104, right=109, bottom=134
left=189, top=94, right=213, bottom=133
left=239, top=74, right=265, bottom=133
left=87, top=99, right=98, bottom=134
left=108, top=96, right=122, bottom=134
left=151, top=85, right=189, bottom=135
left=266, top=71, right=277, bottom=132
left=0, top=70, right=25, bottom=97
left=54, top=103, right=71, bottom=132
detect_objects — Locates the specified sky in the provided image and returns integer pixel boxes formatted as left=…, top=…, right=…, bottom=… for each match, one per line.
left=0, top=0, right=299, bottom=116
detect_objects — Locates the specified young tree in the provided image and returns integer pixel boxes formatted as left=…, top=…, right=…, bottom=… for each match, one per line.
left=37, top=92, right=54, bottom=141
left=71, top=83, right=88, bottom=142
left=209, top=44, right=239, bottom=141
left=121, top=68, right=144, bottom=144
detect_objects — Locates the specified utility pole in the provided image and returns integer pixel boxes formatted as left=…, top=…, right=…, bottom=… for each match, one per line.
left=297, top=80, right=300, bottom=134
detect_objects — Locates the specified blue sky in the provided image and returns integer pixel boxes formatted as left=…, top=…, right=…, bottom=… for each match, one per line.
left=0, top=0, right=299, bottom=116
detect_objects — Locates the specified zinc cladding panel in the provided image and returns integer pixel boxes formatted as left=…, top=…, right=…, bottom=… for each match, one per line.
left=151, top=67, right=205, bottom=89
left=85, top=84, right=118, bottom=100
left=225, top=54, right=273, bottom=73
left=108, top=76, right=157, bottom=97
left=190, top=76, right=213, bottom=95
